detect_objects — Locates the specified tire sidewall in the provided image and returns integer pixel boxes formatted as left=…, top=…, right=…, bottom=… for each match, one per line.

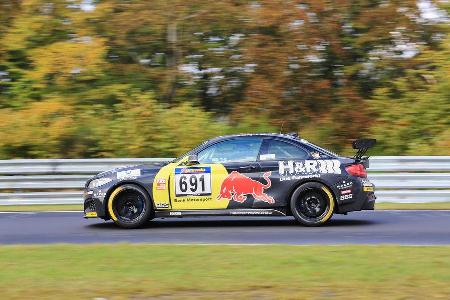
left=108, top=184, right=153, bottom=229
left=290, top=182, right=335, bottom=226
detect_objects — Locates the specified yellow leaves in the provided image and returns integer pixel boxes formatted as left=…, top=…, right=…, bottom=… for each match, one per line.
left=2, top=0, right=68, bottom=50
left=2, top=15, right=38, bottom=51
left=27, top=37, right=107, bottom=86
left=95, top=88, right=228, bottom=158
left=0, top=0, right=448, bottom=158
left=159, top=102, right=226, bottom=155
left=0, top=99, right=76, bottom=158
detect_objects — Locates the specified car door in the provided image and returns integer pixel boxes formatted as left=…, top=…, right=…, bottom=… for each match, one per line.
left=169, top=136, right=264, bottom=210
left=256, top=138, right=311, bottom=208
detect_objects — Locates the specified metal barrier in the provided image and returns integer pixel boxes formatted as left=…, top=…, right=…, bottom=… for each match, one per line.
left=0, top=157, right=449, bottom=205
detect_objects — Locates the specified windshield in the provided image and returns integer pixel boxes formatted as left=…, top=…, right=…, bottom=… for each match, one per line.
left=171, top=140, right=209, bottom=163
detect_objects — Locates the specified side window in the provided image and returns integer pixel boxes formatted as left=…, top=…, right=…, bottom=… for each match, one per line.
left=197, top=138, right=263, bottom=164
left=261, top=139, right=308, bottom=160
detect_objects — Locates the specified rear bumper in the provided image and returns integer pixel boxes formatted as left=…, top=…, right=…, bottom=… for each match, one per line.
left=361, top=192, right=376, bottom=210
left=335, top=178, right=376, bottom=213
left=337, top=191, right=376, bottom=213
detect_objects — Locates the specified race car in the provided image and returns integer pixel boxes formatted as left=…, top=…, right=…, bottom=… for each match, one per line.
left=84, top=133, right=376, bottom=228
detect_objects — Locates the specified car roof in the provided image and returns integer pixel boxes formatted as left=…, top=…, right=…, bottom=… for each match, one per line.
left=172, top=133, right=339, bottom=163
left=202, top=133, right=340, bottom=158
left=206, top=133, right=301, bottom=143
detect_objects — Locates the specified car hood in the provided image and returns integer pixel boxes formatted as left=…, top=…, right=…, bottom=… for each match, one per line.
left=94, top=162, right=168, bottom=179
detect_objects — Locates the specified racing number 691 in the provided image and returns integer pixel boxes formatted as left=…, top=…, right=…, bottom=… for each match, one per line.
left=178, top=174, right=206, bottom=193
left=174, top=168, right=212, bottom=196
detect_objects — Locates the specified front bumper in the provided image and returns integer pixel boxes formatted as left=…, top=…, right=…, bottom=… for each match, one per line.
left=83, top=191, right=107, bottom=219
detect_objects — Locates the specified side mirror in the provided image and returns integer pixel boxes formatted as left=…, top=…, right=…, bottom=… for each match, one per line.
left=187, top=154, right=199, bottom=165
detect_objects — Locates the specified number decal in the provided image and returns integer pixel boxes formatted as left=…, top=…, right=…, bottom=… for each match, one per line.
left=175, top=167, right=211, bottom=196
left=199, top=175, right=205, bottom=191
left=179, top=175, right=188, bottom=192
left=189, top=175, right=197, bottom=192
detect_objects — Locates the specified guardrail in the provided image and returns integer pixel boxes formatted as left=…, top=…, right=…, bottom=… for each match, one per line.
left=0, top=157, right=449, bottom=205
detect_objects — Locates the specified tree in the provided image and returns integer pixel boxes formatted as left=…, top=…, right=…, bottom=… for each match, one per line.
left=370, top=32, right=450, bottom=155
left=0, top=0, right=447, bottom=158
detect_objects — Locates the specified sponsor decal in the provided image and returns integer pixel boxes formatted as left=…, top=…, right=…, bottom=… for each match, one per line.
left=260, top=153, right=276, bottom=161
left=230, top=210, right=273, bottom=216
left=117, top=169, right=141, bottom=180
left=179, top=167, right=208, bottom=174
left=340, top=194, right=353, bottom=201
left=169, top=211, right=182, bottom=216
left=85, top=211, right=97, bottom=217
left=279, top=174, right=321, bottom=181
left=363, top=186, right=374, bottom=192
left=94, top=190, right=106, bottom=198
left=278, top=159, right=341, bottom=181
left=174, top=167, right=211, bottom=196
left=217, top=171, right=274, bottom=204
left=174, top=197, right=212, bottom=203
left=362, top=179, right=375, bottom=192
left=156, top=178, right=167, bottom=190
left=341, top=189, right=352, bottom=195
left=337, top=180, right=353, bottom=190
left=155, top=203, right=169, bottom=208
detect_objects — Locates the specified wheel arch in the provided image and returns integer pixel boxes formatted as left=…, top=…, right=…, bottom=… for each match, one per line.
left=285, top=178, right=338, bottom=215
left=104, top=181, right=154, bottom=220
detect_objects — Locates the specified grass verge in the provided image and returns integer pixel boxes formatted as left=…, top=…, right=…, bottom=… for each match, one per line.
left=2, top=202, right=450, bottom=212
left=0, top=244, right=449, bottom=299
left=376, top=202, right=450, bottom=210
left=0, top=204, right=82, bottom=212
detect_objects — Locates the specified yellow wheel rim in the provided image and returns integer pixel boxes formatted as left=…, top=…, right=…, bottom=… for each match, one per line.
left=320, top=186, right=335, bottom=223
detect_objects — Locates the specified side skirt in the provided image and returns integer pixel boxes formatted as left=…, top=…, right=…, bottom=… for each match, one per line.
left=155, top=208, right=287, bottom=218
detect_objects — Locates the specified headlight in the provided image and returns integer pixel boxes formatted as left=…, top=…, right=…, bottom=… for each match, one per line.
left=88, top=178, right=113, bottom=189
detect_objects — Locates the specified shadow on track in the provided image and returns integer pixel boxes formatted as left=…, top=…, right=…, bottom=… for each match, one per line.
left=86, top=216, right=377, bottom=230
left=325, top=219, right=377, bottom=227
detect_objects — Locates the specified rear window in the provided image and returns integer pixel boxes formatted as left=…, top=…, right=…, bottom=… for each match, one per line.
left=302, top=139, right=338, bottom=158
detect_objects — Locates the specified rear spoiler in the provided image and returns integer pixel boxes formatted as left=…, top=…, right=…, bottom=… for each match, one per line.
left=352, top=139, right=376, bottom=167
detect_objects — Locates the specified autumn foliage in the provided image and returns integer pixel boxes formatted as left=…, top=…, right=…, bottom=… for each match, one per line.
left=0, top=0, right=448, bottom=158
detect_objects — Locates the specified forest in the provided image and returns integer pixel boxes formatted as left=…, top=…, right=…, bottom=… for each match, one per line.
left=0, top=0, right=448, bottom=158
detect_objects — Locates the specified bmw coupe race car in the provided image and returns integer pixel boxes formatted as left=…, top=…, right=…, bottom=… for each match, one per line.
left=84, top=133, right=376, bottom=228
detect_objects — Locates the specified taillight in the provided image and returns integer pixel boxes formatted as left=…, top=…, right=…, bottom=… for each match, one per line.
left=346, top=164, right=367, bottom=178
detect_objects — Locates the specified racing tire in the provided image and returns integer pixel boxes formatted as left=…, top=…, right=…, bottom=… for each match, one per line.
left=290, top=182, right=335, bottom=226
left=107, top=184, right=153, bottom=229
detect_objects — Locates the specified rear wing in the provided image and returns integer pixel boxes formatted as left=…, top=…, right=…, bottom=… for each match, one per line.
left=352, top=139, right=376, bottom=166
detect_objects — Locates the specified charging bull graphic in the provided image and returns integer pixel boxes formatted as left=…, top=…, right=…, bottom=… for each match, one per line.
left=217, top=171, right=274, bottom=204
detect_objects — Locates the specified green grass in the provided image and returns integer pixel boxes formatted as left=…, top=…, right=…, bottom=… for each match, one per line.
left=0, top=204, right=83, bottom=212
left=376, top=202, right=450, bottom=210
left=2, top=202, right=450, bottom=212
left=0, top=245, right=449, bottom=299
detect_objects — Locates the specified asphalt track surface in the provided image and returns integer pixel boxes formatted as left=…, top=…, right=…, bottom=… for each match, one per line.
left=1, top=210, right=450, bottom=245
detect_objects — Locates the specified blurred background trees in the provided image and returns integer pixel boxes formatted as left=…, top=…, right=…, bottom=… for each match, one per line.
left=0, top=0, right=448, bottom=158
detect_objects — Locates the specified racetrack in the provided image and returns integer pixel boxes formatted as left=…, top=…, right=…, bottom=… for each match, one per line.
left=1, top=210, right=450, bottom=245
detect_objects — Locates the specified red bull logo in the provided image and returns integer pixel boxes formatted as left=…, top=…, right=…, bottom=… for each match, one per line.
left=217, top=171, right=274, bottom=204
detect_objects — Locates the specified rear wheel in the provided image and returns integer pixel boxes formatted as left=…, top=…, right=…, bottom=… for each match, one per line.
left=290, top=182, right=334, bottom=226
left=107, top=184, right=153, bottom=229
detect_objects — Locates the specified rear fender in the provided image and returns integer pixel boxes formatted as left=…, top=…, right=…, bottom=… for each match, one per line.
left=286, top=178, right=338, bottom=214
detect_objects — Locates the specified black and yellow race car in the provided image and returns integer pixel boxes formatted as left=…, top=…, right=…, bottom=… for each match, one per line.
left=84, top=133, right=376, bottom=228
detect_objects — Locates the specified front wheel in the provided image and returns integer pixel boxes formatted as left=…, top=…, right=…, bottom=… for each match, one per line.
left=290, top=182, right=335, bottom=226
left=107, top=184, right=153, bottom=229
